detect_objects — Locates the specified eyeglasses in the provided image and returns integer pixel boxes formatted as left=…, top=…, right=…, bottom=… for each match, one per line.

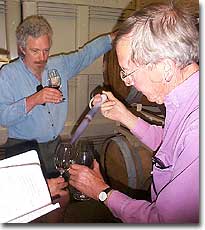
left=120, top=69, right=137, bottom=81
left=151, top=156, right=171, bottom=196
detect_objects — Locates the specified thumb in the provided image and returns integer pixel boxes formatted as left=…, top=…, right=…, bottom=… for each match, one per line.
left=93, top=159, right=103, bottom=178
left=102, top=91, right=116, bottom=101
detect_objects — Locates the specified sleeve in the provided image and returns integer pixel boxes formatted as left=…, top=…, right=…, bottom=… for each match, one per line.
left=0, top=71, right=28, bottom=127
left=107, top=121, right=199, bottom=223
left=130, top=117, right=164, bottom=151
left=61, top=35, right=112, bottom=78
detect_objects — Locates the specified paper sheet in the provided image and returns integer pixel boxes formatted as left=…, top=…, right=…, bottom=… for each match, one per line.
left=0, top=150, right=59, bottom=223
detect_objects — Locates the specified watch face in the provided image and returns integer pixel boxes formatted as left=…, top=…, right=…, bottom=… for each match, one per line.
left=99, top=191, right=107, bottom=202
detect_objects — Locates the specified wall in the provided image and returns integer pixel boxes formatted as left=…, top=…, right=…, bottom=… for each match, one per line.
left=0, top=0, right=21, bottom=144
left=0, top=0, right=136, bottom=144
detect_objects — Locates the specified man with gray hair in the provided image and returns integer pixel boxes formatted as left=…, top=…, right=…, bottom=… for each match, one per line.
left=0, top=15, right=116, bottom=222
left=69, top=2, right=199, bottom=223
left=0, top=15, right=115, bottom=175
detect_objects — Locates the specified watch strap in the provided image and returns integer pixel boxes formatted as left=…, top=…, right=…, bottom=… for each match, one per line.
left=103, top=187, right=112, bottom=194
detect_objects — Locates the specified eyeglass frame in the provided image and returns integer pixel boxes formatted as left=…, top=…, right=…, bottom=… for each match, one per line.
left=151, top=156, right=171, bottom=196
left=120, top=69, right=138, bottom=81
left=152, top=156, right=171, bottom=170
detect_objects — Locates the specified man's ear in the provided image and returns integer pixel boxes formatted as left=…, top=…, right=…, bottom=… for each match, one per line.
left=147, top=63, right=153, bottom=71
left=163, top=59, right=174, bottom=82
left=147, top=63, right=164, bottom=83
left=18, top=46, right=25, bottom=56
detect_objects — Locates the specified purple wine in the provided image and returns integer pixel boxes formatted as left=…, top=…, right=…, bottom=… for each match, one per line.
left=51, top=85, right=60, bottom=90
left=75, top=151, right=94, bottom=168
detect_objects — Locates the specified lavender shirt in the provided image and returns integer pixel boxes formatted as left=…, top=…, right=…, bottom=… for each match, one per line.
left=107, top=71, right=199, bottom=223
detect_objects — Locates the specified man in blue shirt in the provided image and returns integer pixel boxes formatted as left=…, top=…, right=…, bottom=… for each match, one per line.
left=0, top=15, right=115, bottom=177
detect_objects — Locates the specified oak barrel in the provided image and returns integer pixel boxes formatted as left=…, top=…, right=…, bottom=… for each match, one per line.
left=100, top=134, right=153, bottom=192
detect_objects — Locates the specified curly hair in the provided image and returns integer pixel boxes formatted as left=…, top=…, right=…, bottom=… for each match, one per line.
left=16, top=15, right=53, bottom=49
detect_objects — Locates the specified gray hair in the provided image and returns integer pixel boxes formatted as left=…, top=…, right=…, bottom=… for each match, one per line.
left=16, top=15, right=53, bottom=49
left=115, top=2, right=199, bottom=68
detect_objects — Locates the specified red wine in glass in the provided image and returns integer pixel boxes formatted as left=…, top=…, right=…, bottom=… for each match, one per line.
left=48, top=69, right=66, bottom=101
left=48, top=69, right=61, bottom=90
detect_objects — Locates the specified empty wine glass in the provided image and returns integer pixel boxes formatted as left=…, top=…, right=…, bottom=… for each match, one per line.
left=71, top=140, right=94, bottom=201
left=48, top=69, right=61, bottom=90
left=54, top=143, right=74, bottom=177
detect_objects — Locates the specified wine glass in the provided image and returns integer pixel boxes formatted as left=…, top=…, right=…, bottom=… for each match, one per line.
left=48, top=69, right=66, bottom=102
left=48, top=69, right=61, bottom=90
left=54, top=143, right=74, bottom=177
left=71, top=140, right=94, bottom=201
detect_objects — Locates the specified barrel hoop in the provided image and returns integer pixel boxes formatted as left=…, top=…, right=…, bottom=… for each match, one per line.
left=131, top=145, right=144, bottom=189
left=112, top=136, right=137, bottom=189
left=105, top=135, right=137, bottom=189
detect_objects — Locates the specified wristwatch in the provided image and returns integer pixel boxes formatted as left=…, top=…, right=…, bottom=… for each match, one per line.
left=98, top=187, right=112, bottom=203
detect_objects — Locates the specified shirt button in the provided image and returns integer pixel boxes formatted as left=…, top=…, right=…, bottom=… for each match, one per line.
left=48, top=111, right=50, bottom=114
left=52, top=124, right=54, bottom=127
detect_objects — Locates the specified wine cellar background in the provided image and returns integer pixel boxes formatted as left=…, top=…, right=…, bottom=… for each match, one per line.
left=0, top=0, right=199, bottom=145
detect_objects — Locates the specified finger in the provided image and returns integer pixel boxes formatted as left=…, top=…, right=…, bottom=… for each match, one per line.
left=69, top=163, right=84, bottom=170
left=101, top=101, right=115, bottom=109
left=93, top=160, right=104, bottom=179
left=56, top=177, right=65, bottom=183
left=59, top=182, right=68, bottom=190
left=92, top=94, right=102, bottom=106
left=69, top=176, right=82, bottom=189
left=45, top=93, right=63, bottom=103
left=93, top=160, right=100, bottom=173
left=102, top=91, right=116, bottom=101
left=101, top=105, right=115, bottom=114
left=44, top=87, right=61, bottom=94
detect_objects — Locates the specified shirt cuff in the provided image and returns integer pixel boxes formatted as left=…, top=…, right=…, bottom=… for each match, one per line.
left=107, top=34, right=113, bottom=45
left=107, top=190, right=130, bottom=218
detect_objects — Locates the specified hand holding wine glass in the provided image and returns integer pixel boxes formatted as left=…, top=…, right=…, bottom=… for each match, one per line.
left=71, top=140, right=94, bottom=201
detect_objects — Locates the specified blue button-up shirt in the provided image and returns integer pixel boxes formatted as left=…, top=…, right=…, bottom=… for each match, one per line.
left=0, top=35, right=112, bottom=143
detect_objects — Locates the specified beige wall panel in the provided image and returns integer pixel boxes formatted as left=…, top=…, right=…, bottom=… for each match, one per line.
left=23, top=0, right=135, bottom=9
left=0, top=3, right=6, bottom=51
left=84, top=6, right=122, bottom=75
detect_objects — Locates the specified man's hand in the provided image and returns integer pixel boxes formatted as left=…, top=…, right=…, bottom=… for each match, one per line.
left=92, top=91, right=139, bottom=132
left=26, top=87, right=64, bottom=112
left=69, top=160, right=109, bottom=200
left=37, top=177, right=70, bottom=223
left=47, top=176, right=69, bottom=199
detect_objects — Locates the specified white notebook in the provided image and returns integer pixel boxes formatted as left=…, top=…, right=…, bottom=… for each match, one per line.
left=0, top=150, right=60, bottom=223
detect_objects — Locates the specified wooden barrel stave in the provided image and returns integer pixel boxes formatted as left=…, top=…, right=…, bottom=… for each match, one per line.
left=100, top=134, right=153, bottom=194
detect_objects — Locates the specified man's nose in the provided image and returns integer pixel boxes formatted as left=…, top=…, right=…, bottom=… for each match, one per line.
left=39, top=51, right=47, bottom=61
